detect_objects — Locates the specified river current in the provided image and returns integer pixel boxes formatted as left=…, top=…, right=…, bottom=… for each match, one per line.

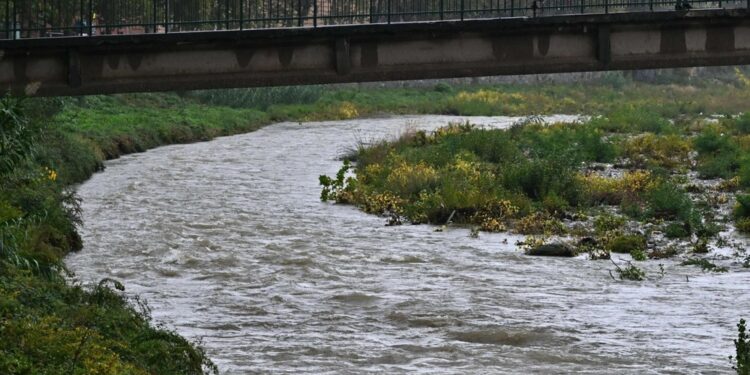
left=66, top=115, right=749, bottom=374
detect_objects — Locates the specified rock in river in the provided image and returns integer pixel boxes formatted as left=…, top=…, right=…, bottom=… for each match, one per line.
left=526, top=243, right=576, bottom=257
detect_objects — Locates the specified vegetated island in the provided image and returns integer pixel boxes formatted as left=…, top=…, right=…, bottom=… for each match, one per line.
left=321, top=95, right=750, bottom=281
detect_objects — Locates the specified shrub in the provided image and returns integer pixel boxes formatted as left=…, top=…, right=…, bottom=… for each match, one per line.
left=681, top=258, right=728, bottom=272
left=598, top=106, right=673, bottom=134
left=739, top=158, right=750, bottom=188
left=735, top=195, right=750, bottom=219
left=646, top=180, right=693, bottom=221
left=621, top=133, right=691, bottom=168
left=434, top=82, right=453, bottom=93
left=665, top=222, right=690, bottom=238
left=594, top=214, right=626, bottom=234
left=606, top=234, right=647, bottom=254
left=733, top=112, right=750, bottom=134
left=694, top=127, right=740, bottom=179
left=612, top=260, right=646, bottom=281
left=732, top=319, right=750, bottom=375
left=319, top=161, right=357, bottom=203
left=630, top=248, right=647, bottom=261
left=734, top=195, right=750, bottom=232
left=515, top=212, right=566, bottom=235
left=737, top=218, right=750, bottom=233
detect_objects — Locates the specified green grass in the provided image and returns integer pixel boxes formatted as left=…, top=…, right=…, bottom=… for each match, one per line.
left=0, top=97, right=218, bottom=374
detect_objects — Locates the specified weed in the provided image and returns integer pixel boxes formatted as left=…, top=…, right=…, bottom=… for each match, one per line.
left=630, top=248, right=648, bottom=261
left=665, top=222, right=691, bottom=238
left=594, top=214, right=626, bottom=234
left=606, top=234, right=647, bottom=254
left=731, top=319, right=750, bottom=375
left=319, top=161, right=357, bottom=203
left=681, top=258, right=728, bottom=272
left=733, top=195, right=750, bottom=232
left=611, top=259, right=647, bottom=281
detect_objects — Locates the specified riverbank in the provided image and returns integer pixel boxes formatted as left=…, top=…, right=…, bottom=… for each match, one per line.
left=3, top=73, right=750, bottom=372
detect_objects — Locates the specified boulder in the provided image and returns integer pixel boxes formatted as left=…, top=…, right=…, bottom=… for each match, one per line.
left=526, top=243, right=576, bottom=257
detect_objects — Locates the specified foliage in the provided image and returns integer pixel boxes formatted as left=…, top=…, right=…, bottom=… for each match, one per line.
left=606, top=234, right=647, bottom=254
left=189, top=86, right=324, bottom=110
left=594, top=214, right=626, bottom=234
left=0, top=96, right=217, bottom=374
left=694, top=127, right=741, bottom=179
left=732, top=319, right=750, bottom=375
left=612, top=260, right=646, bottom=281
left=664, top=222, right=690, bottom=238
left=681, top=258, right=728, bottom=272
left=646, top=180, right=695, bottom=225
left=630, top=248, right=648, bottom=261
left=592, top=106, right=673, bottom=134
left=0, top=96, right=35, bottom=174
left=734, top=195, right=750, bottom=233
left=319, top=160, right=357, bottom=203
left=621, top=133, right=691, bottom=169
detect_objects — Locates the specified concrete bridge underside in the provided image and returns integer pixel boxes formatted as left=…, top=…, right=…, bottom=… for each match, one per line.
left=2, top=9, right=750, bottom=96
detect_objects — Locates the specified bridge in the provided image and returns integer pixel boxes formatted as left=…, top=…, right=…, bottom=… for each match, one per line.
left=2, top=1, right=750, bottom=96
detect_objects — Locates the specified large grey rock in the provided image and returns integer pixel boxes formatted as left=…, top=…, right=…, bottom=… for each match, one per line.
left=526, top=243, right=576, bottom=257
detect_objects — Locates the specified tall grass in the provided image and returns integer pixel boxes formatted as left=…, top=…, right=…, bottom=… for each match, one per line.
left=0, top=97, right=217, bottom=374
left=188, top=86, right=325, bottom=109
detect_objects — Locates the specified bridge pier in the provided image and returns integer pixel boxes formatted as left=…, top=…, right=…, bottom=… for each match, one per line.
left=2, top=9, right=750, bottom=96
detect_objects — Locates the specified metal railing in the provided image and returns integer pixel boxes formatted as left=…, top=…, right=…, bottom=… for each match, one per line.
left=1, top=0, right=747, bottom=40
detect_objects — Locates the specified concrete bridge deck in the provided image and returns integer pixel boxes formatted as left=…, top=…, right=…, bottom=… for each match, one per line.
left=2, top=9, right=750, bottom=96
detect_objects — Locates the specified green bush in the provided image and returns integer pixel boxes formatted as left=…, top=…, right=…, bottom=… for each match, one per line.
left=596, top=106, right=674, bottom=134
left=735, top=195, right=750, bottom=219
left=694, top=128, right=740, bottom=179
left=665, top=222, right=690, bottom=238
left=733, top=113, right=750, bottom=134
left=606, top=234, right=647, bottom=254
left=732, top=318, right=750, bottom=375
left=734, top=195, right=750, bottom=232
left=646, top=181, right=694, bottom=222
left=681, top=258, right=728, bottom=272
left=594, top=214, right=626, bottom=234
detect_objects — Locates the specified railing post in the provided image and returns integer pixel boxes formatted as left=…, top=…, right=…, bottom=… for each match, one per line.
left=5, top=0, right=9, bottom=39
left=298, top=0, right=303, bottom=26
left=240, top=0, right=244, bottom=30
left=649, top=0, right=653, bottom=11
left=79, top=0, right=84, bottom=36
left=153, top=0, right=157, bottom=32
left=88, top=0, right=93, bottom=36
left=164, top=0, right=169, bottom=33
left=268, top=0, right=272, bottom=25
left=369, top=0, right=374, bottom=23
left=604, top=0, right=608, bottom=13
left=387, top=0, right=391, bottom=23
left=313, top=0, right=317, bottom=27
left=11, top=0, right=15, bottom=39
left=581, top=0, right=585, bottom=14
left=440, top=0, right=444, bottom=20
left=511, top=0, right=514, bottom=17
left=226, top=0, right=230, bottom=30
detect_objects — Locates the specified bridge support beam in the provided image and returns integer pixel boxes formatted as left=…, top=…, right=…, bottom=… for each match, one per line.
left=2, top=9, right=750, bottom=96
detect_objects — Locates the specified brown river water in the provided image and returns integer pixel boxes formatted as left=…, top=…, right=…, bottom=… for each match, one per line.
left=66, top=116, right=750, bottom=374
